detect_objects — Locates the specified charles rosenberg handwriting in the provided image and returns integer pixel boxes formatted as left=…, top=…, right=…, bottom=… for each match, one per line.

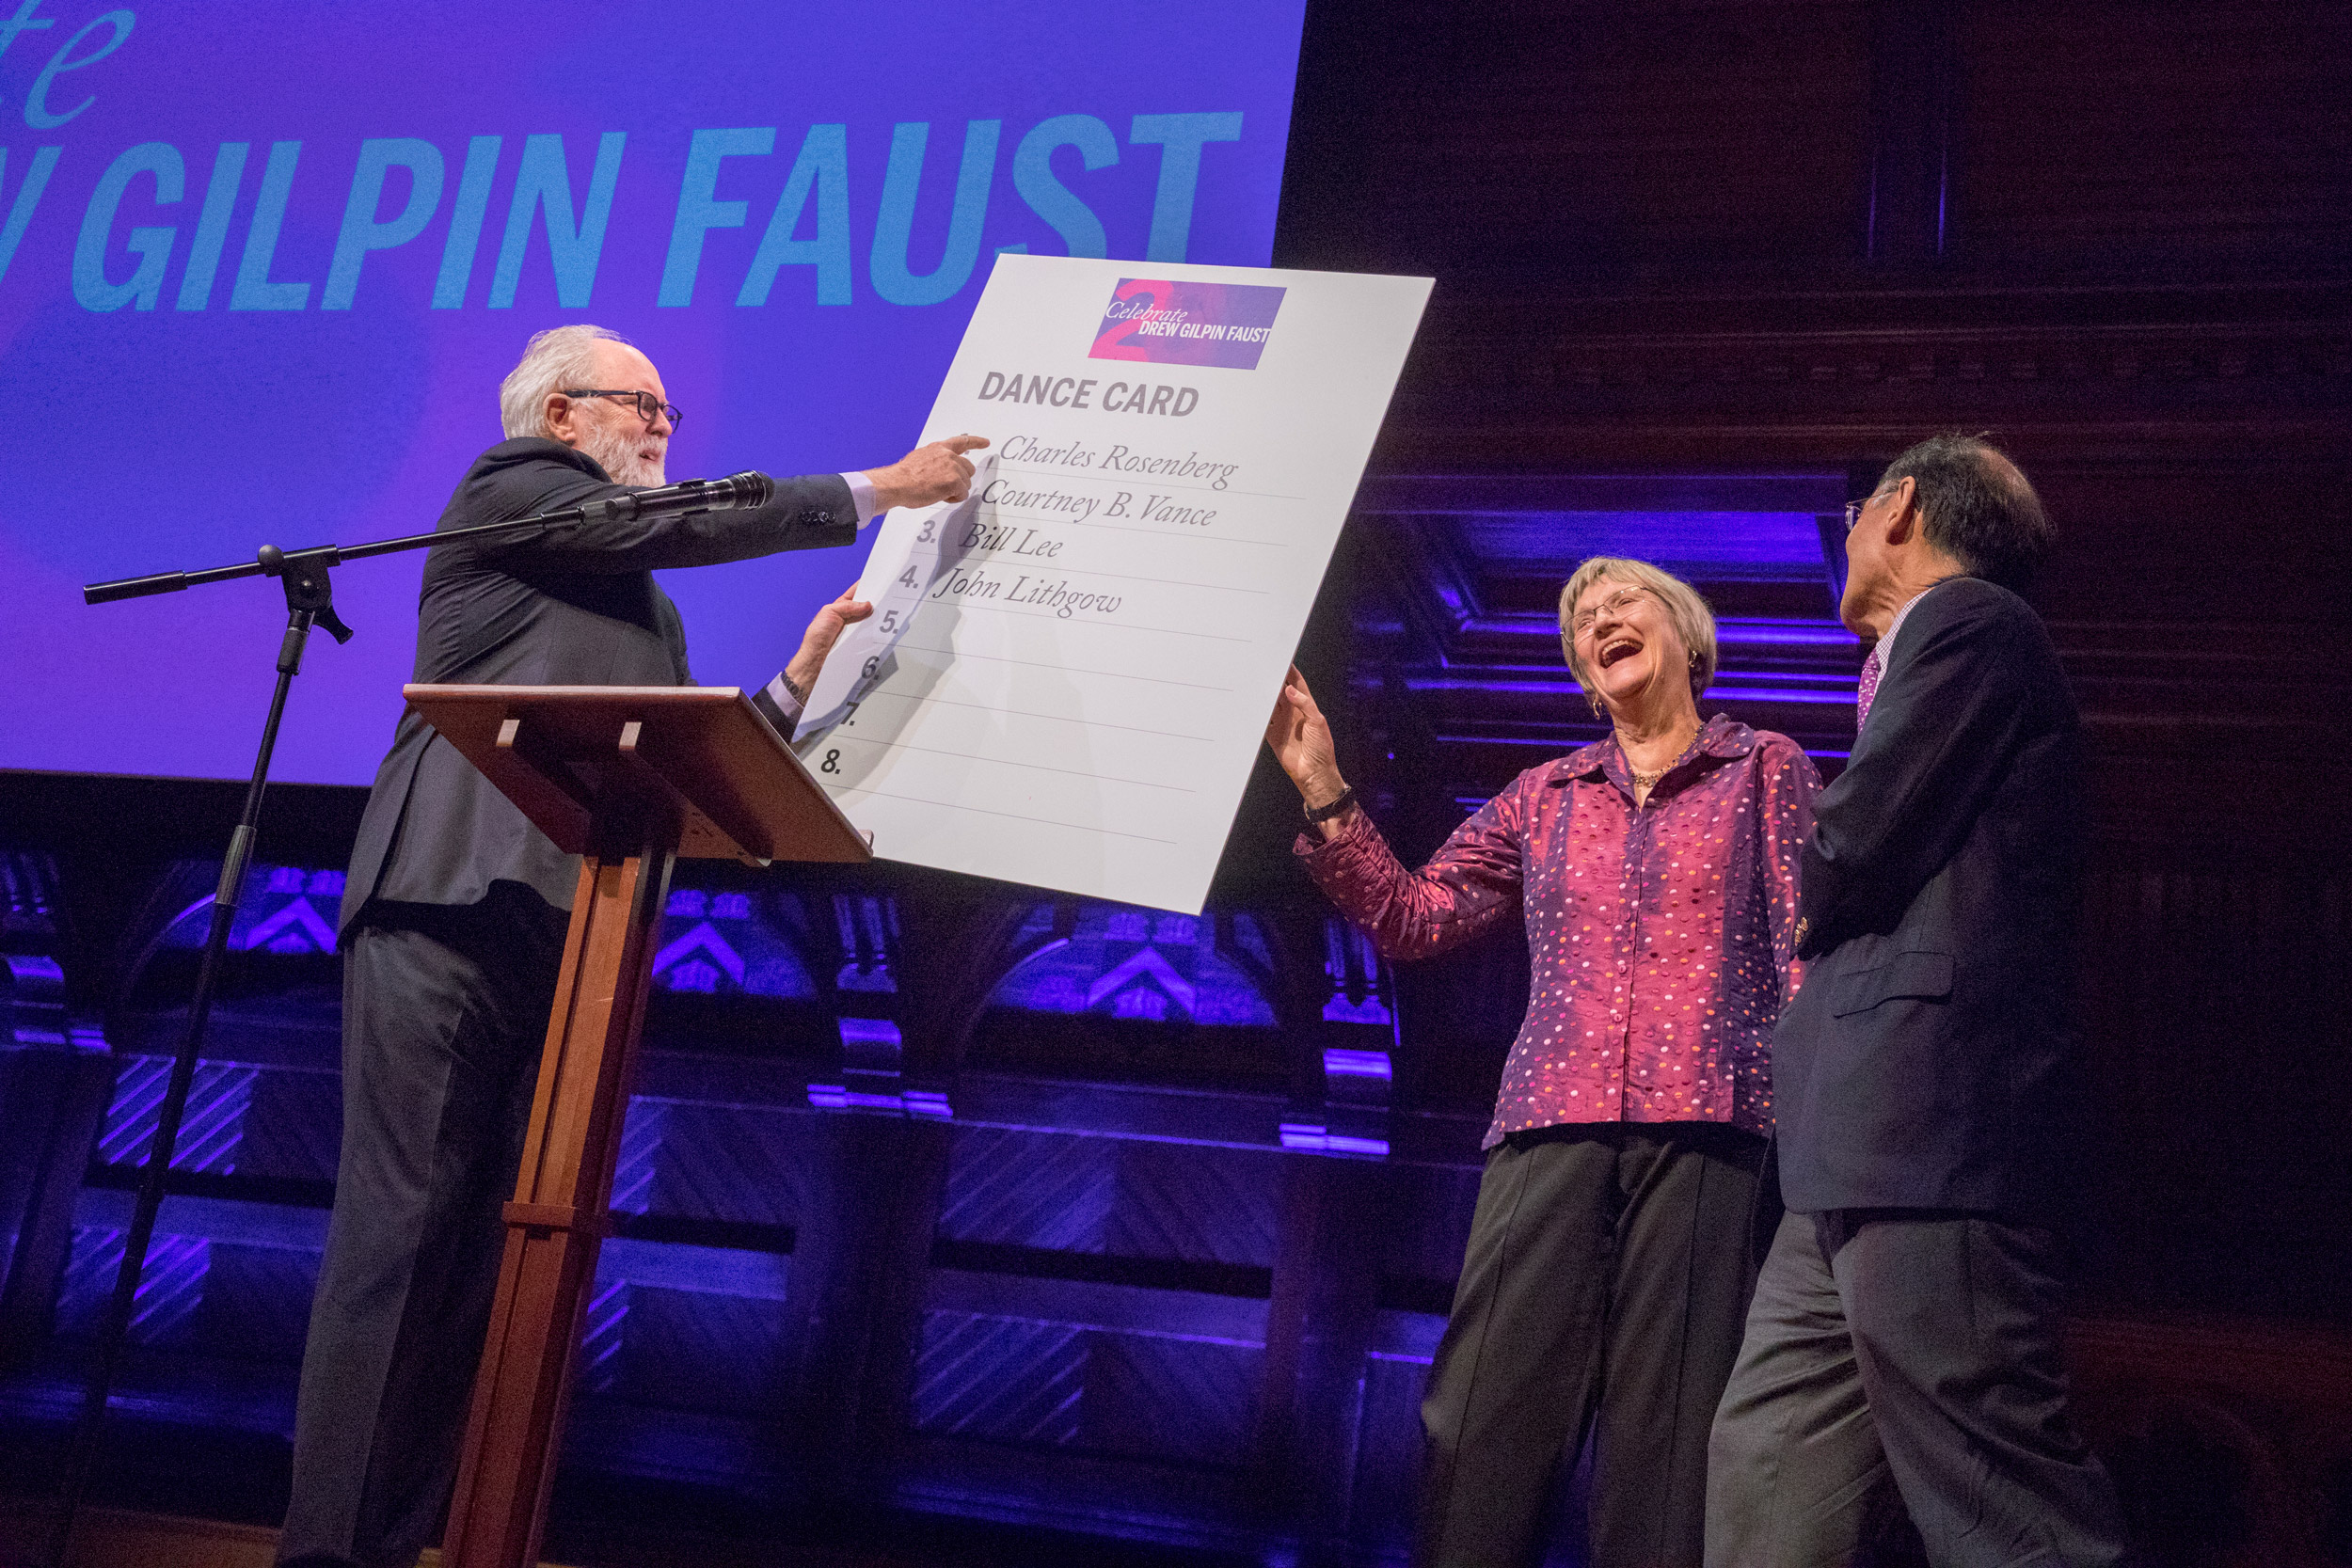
left=799, top=254, right=1430, bottom=913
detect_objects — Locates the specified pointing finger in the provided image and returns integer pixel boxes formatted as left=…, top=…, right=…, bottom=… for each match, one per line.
left=942, top=434, right=990, bottom=454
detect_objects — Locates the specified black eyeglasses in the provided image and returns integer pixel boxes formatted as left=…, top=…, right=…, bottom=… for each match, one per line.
left=562, top=388, right=682, bottom=429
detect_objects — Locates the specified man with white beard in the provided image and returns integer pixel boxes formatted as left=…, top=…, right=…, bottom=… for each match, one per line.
left=278, top=325, right=983, bottom=1568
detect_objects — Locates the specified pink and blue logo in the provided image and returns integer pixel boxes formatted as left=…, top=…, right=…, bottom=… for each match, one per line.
left=1089, top=278, right=1287, bottom=371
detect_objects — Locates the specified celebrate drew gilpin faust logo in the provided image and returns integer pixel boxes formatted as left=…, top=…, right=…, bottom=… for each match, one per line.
left=1089, top=278, right=1286, bottom=371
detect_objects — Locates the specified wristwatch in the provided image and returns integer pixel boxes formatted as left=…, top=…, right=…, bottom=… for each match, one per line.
left=1304, top=785, right=1358, bottom=824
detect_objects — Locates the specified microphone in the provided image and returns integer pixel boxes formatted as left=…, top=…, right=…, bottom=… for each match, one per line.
left=82, top=472, right=783, bottom=608
left=596, top=470, right=775, bottom=521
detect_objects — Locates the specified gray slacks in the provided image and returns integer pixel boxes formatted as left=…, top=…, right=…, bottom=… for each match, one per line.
left=1418, top=1122, right=1765, bottom=1568
left=1706, top=1210, right=2131, bottom=1568
left=278, top=888, right=569, bottom=1568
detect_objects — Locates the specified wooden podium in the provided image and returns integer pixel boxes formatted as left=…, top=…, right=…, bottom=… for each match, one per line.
left=403, top=684, right=871, bottom=1568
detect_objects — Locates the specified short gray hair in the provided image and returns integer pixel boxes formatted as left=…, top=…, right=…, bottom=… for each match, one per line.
left=499, top=324, right=632, bottom=439
left=1557, top=557, right=1719, bottom=705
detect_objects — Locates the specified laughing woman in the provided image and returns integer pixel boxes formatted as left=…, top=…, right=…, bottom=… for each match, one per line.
left=1264, top=558, right=1820, bottom=1568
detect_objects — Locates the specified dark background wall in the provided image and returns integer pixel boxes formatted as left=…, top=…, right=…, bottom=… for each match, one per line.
left=1266, top=0, right=2352, bottom=1317
left=2, top=3, right=2348, bottom=1565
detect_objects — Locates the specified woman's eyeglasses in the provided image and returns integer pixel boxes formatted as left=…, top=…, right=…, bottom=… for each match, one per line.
left=1570, top=587, right=1650, bottom=638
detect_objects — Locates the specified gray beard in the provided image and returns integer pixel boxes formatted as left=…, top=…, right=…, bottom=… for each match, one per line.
left=575, top=423, right=665, bottom=488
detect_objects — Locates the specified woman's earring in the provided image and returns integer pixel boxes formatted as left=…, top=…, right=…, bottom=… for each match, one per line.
left=1587, top=689, right=1604, bottom=718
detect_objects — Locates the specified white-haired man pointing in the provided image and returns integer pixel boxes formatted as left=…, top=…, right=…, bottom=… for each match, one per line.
left=278, top=325, right=982, bottom=1568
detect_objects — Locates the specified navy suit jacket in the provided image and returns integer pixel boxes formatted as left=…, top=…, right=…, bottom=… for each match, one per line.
left=1772, top=577, right=2090, bottom=1218
left=339, top=438, right=854, bottom=931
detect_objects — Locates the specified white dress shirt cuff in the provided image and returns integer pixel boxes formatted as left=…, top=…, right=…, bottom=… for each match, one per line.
left=758, top=672, right=806, bottom=736
left=841, top=471, right=881, bottom=528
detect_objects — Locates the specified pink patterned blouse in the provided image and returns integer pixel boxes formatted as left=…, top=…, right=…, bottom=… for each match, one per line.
left=1297, top=715, right=1819, bottom=1148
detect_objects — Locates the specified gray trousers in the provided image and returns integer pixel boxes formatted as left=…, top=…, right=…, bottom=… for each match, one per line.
left=1418, top=1123, right=1765, bottom=1568
left=278, top=888, right=569, bottom=1568
left=1706, top=1210, right=2131, bottom=1568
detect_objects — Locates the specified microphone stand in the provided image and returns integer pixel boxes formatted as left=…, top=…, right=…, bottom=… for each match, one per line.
left=47, top=474, right=764, bottom=1568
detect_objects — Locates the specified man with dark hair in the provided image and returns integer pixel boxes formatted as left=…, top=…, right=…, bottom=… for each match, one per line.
left=1873, top=431, right=2057, bottom=588
left=1704, top=436, right=2133, bottom=1566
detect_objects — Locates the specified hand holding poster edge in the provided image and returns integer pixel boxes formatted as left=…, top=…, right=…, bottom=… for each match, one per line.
left=795, top=453, right=998, bottom=743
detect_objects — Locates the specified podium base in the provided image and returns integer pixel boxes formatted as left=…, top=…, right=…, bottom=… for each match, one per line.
left=441, top=847, right=673, bottom=1568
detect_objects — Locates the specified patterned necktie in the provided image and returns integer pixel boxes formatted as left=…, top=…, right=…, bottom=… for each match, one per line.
left=1856, top=643, right=1883, bottom=731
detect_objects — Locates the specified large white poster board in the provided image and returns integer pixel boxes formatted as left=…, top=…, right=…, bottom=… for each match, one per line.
left=798, top=253, right=1431, bottom=913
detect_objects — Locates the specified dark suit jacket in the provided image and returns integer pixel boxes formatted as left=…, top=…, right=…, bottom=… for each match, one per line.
left=339, top=438, right=855, bottom=931
left=1772, top=577, right=2090, bottom=1218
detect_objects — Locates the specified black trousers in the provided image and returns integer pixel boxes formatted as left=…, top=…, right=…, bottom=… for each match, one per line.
left=1706, top=1210, right=2132, bottom=1568
left=278, top=887, right=569, bottom=1568
left=1418, top=1122, right=1767, bottom=1568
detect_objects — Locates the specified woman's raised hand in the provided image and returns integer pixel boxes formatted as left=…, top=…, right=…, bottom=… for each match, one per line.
left=1264, top=665, right=1347, bottom=811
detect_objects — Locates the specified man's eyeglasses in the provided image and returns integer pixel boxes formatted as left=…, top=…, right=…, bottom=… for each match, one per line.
left=562, top=388, right=683, bottom=430
left=1570, top=586, right=1651, bottom=638
left=1843, top=492, right=1892, bottom=531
